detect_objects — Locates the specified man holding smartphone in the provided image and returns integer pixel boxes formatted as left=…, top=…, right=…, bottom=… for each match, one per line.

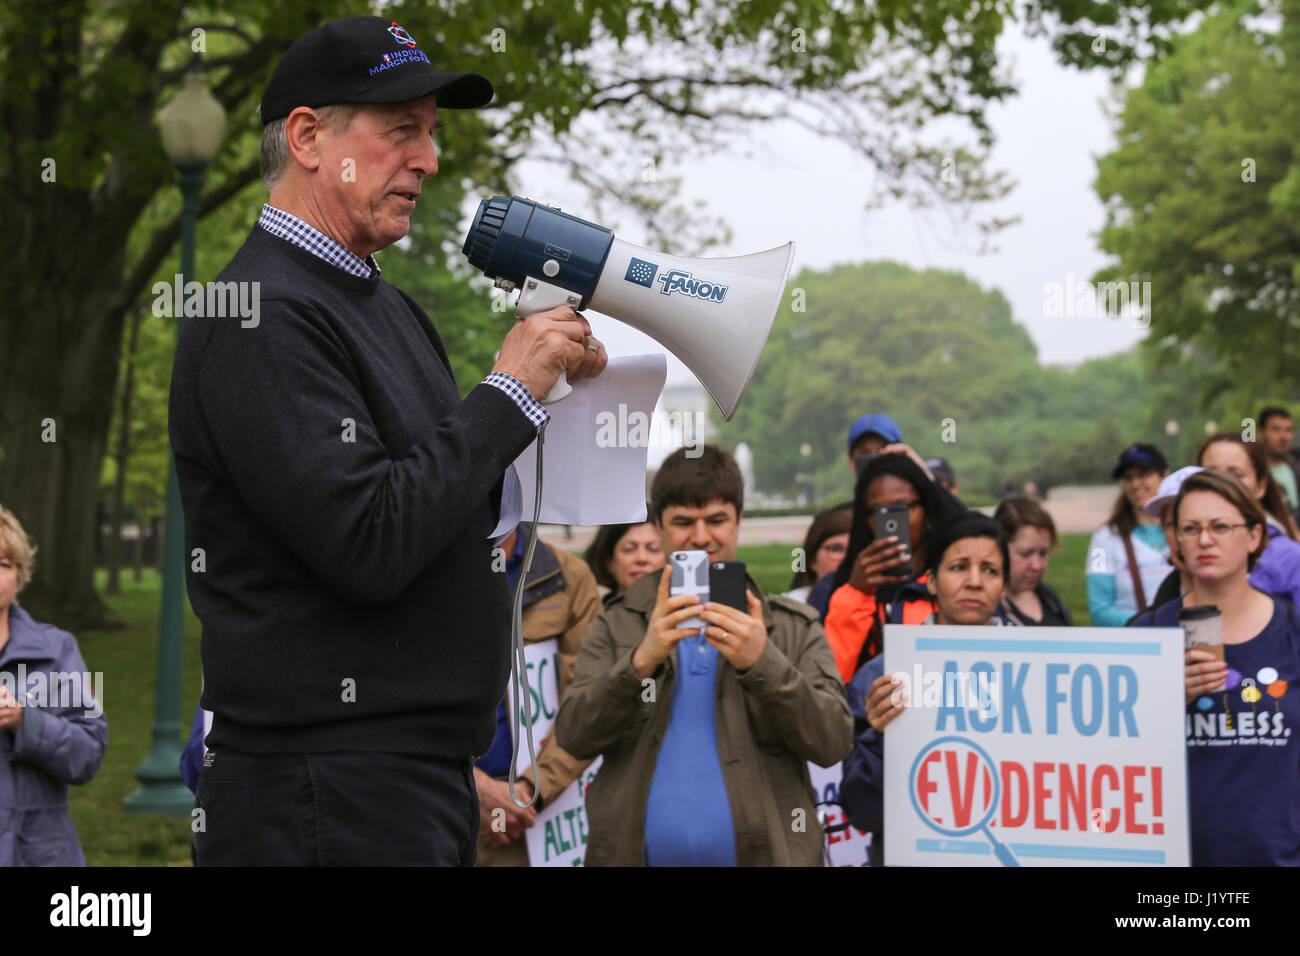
left=554, top=445, right=853, bottom=866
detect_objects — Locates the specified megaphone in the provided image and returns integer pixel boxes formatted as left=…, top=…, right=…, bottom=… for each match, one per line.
left=462, top=196, right=794, bottom=421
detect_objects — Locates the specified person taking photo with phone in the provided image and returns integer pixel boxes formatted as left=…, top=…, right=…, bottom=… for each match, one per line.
left=553, top=445, right=852, bottom=866
left=822, top=453, right=965, bottom=681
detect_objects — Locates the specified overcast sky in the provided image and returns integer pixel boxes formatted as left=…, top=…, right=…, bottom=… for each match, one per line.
left=499, top=21, right=1148, bottom=386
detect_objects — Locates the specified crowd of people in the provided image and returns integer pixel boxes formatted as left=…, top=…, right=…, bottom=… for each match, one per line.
left=2, top=14, right=1297, bottom=868
left=5, top=402, right=1300, bottom=866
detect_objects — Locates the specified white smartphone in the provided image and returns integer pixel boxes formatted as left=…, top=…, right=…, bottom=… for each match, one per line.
left=669, top=550, right=710, bottom=630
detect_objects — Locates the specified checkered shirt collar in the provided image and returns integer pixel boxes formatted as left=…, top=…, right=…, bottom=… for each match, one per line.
left=257, top=204, right=381, bottom=279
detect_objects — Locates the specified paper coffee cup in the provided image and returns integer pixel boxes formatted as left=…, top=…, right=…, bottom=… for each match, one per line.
left=1178, top=604, right=1224, bottom=661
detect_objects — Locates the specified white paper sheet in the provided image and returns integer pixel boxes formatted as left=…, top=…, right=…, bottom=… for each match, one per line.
left=513, top=354, right=667, bottom=526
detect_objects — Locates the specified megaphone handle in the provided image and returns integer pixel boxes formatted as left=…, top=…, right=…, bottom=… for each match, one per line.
left=543, top=371, right=572, bottom=405
left=516, top=276, right=582, bottom=407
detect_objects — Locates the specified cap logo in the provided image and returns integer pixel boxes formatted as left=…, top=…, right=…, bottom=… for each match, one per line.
left=368, top=22, right=431, bottom=76
left=387, top=21, right=418, bottom=48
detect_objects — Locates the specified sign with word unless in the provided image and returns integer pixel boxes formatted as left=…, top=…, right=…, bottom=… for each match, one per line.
left=883, top=625, right=1189, bottom=866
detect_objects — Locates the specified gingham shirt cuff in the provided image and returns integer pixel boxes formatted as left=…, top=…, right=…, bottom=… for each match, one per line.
left=483, top=372, right=549, bottom=430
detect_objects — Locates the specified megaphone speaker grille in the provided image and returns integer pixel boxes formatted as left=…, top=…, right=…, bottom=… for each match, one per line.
left=463, top=196, right=512, bottom=273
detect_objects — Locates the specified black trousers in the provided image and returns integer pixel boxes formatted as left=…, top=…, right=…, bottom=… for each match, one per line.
left=194, top=750, right=479, bottom=866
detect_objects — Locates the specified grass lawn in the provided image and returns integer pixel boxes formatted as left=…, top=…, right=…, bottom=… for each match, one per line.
left=69, top=569, right=202, bottom=866
left=65, top=533, right=1091, bottom=866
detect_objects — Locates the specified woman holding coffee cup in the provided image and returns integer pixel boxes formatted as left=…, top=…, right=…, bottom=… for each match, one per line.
left=1128, top=470, right=1300, bottom=866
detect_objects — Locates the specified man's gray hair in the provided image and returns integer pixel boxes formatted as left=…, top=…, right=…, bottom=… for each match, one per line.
left=260, top=104, right=360, bottom=191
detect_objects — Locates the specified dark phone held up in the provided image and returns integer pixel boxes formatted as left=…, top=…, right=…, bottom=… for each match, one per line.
left=709, top=561, right=748, bottom=613
left=870, top=504, right=912, bottom=573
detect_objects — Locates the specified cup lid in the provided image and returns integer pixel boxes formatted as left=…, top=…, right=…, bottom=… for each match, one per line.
left=1177, top=604, right=1221, bottom=621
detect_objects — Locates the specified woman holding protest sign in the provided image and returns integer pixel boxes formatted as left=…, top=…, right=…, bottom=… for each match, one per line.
left=823, top=453, right=964, bottom=681
left=838, top=512, right=1008, bottom=864
left=1128, top=470, right=1300, bottom=866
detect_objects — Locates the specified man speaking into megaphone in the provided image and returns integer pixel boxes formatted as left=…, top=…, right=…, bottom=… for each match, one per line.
left=168, top=15, right=606, bottom=866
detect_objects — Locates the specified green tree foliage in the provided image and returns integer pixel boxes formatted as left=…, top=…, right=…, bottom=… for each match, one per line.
left=1094, top=0, right=1300, bottom=405
left=715, top=260, right=1235, bottom=502
left=0, top=0, right=1222, bottom=626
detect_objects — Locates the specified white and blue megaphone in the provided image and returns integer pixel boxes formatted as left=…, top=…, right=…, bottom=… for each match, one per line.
left=462, top=196, right=795, bottom=420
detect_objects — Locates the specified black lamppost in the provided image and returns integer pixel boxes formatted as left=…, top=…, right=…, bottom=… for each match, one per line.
left=125, top=55, right=226, bottom=817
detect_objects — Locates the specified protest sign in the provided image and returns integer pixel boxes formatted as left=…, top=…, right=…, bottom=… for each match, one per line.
left=526, top=758, right=603, bottom=867
left=883, top=625, right=1189, bottom=866
left=809, top=762, right=872, bottom=866
left=513, top=638, right=563, bottom=776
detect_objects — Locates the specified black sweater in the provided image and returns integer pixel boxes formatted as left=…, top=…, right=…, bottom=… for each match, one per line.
left=168, top=226, right=538, bottom=757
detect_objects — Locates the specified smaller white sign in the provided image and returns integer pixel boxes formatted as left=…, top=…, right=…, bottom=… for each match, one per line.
left=809, top=762, right=873, bottom=866
left=526, top=758, right=603, bottom=867
left=514, top=638, right=563, bottom=776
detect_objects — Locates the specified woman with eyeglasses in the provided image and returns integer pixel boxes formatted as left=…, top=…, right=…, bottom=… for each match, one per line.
left=822, top=453, right=965, bottom=681
left=1086, top=443, right=1173, bottom=626
left=1128, top=470, right=1300, bottom=866
left=784, top=503, right=852, bottom=604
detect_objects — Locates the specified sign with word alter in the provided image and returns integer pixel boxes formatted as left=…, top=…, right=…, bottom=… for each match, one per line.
left=883, top=625, right=1188, bottom=866
left=514, top=638, right=563, bottom=776
left=526, top=758, right=603, bottom=867
left=808, top=762, right=872, bottom=866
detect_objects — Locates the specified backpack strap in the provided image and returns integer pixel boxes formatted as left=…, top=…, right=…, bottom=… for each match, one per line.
left=1122, top=532, right=1148, bottom=612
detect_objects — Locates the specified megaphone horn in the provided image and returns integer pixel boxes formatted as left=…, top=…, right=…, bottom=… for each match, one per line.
left=462, top=196, right=795, bottom=421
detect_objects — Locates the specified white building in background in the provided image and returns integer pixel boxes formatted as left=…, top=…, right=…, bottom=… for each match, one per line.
left=734, top=442, right=755, bottom=492
left=645, top=382, right=716, bottom=470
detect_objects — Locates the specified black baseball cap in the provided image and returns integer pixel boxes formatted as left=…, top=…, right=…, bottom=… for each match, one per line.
left=259, top=16, right=494, bottom=125
left=1111, top=442, right=1168, bottom=479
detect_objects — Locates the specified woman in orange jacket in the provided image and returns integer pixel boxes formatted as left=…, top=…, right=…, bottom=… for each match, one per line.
left=823, top=452, right=965, bottom=681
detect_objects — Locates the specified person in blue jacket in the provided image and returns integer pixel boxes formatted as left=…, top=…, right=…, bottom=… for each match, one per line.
left=1130, top=469, right=1300, bottom=866
left=840, top=512, right=1009, bottom=864
left=0, top=506, right=108, bottom=866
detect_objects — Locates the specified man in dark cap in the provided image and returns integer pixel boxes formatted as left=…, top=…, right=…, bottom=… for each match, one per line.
left=169, top=16, right=606, bottom=866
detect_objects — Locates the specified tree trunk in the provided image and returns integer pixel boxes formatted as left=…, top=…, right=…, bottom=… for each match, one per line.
left=133, top=524, right=144, bottom=585
left=105, top=309, right=142, bottom=597
left=0, top=226, right=132, bottom=631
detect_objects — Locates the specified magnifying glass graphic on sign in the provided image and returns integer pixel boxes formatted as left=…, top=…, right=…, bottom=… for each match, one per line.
left=908, top=735, right=1019, bottom=867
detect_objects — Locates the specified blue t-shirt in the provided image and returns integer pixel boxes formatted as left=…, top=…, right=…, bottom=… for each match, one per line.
left=643, top=631, right=738, bottom=866
left=1132, top=595, right=1300, bottom=865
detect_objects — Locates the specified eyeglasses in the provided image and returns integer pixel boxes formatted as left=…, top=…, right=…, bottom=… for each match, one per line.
left=1176, top=521, right=1251, bottom=542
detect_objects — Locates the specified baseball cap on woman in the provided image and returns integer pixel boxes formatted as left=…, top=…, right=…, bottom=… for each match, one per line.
left=259, top=16, right=494, bottom=125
